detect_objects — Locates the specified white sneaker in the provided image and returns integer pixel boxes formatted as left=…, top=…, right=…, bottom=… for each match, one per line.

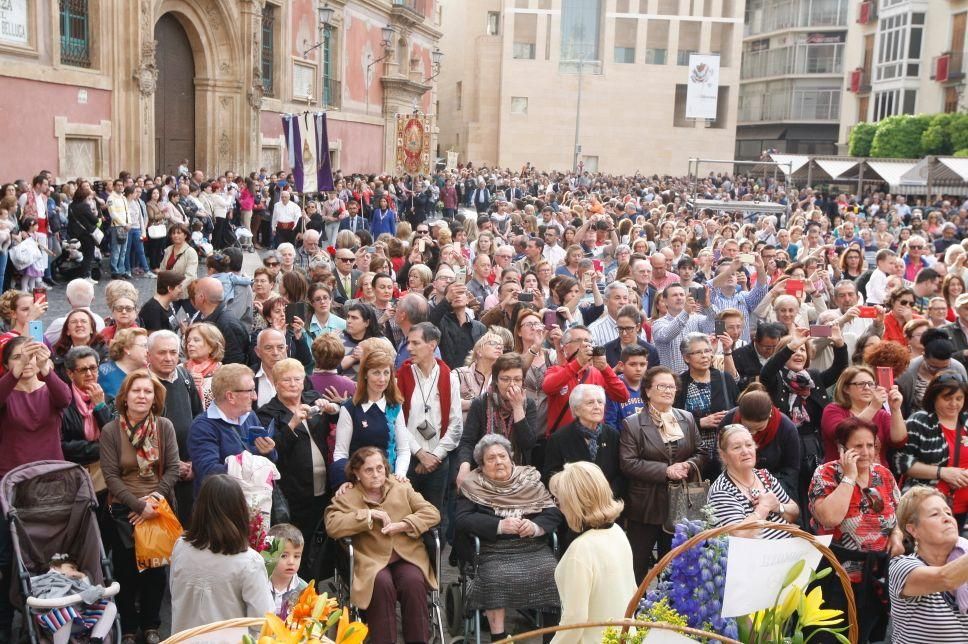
left=145, top=271, right=157, bottom=278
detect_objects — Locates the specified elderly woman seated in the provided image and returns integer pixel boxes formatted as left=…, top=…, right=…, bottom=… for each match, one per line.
left=543, top=384, right=623, bottom=498
left=456, top=434, right=563, bottom=642
left=707, top=425, right=800, bottom=539
left=890, top=486, right=968, bottom=642
left=324, top=447, right=440, bottom=644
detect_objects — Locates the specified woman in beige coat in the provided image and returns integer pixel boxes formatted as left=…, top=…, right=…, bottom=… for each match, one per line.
left=159, top=222, right=198, bottom=298
left=325, top=446, right=440, bottom=644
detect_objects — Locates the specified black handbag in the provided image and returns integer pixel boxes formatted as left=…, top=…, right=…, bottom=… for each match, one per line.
left=664, top=460, right=710, bottom=534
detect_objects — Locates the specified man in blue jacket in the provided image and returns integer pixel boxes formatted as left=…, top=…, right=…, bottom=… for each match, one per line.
left=188, top=362, right=276, bottom=496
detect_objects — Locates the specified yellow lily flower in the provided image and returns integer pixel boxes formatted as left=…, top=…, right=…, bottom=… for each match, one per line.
left=262, top=613, right=299, bottom=644
left=777, top=585, right=803, bottom=622
left=799, top=587, right=845, bottom=627
left=335, top=606, right=369, bottom=644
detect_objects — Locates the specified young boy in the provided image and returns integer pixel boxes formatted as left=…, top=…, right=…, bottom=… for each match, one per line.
left=268, top=523, right=309, bottom=618
left=604, top=344, right=648, bottom=430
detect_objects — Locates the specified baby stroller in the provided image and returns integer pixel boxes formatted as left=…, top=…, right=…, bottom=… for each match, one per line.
left=0, top=461, right=120, bottom=644
left=51, top=239, right=103, bottom=283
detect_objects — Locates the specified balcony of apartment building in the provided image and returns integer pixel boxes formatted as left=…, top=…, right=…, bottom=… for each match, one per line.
left=738, top=86, right=842, bottom=123
left=741, top=41, right=845, bottom=80
left=744, top=0, right=848, bottom=38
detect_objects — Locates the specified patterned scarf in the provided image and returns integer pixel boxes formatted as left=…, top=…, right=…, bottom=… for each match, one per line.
left=71, top=384, right=99, bottom=442
left=649, top=404, right=684, bottom=443
left=121, top=414, right=160, bottom=478
left=783, top=368, right=815, bottom=428
left=578, top=423, right=602, bottom=460
left=186, top=358, right=219, bottom=399
left=459, top=465, right=557, bottom=518
left=486, top=391, right=515, bottom=439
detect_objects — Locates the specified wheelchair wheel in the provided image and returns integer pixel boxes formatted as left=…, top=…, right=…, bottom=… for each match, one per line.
left=445, top=581, right=465, bottom=637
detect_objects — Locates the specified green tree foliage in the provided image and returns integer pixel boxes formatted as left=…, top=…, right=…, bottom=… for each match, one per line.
left=921, top=113, right=959, bottom=155
left=870, top=114, right=932, bottom=158
left=848, top=122, right=877, bottom=157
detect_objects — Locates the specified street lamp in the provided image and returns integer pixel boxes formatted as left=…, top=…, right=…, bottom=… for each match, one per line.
left=424, top=47, right=443, bottom=83
left=364, top=24, right=395, bottom=115
left=302, top=3, right=334, bottom=58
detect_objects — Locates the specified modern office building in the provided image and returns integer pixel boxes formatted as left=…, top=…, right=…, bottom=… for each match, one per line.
left=436, top=0, right=745, bottom=175
left=735, top=0, right=849, bottom=159
left=0, top=0, right=442, bottom=181
left=838, top=0, right=967, bottom=149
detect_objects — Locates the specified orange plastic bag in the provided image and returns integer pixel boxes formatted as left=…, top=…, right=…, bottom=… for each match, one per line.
left=134, top=497, right=183, bottom=572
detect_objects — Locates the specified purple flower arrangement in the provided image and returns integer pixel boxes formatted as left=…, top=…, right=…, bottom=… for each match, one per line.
left=638, top=517, right=739, bottom=641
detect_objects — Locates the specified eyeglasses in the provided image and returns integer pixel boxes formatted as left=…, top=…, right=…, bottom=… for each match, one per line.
left=498, top=376, right=524, bottom=385
left=113, top=306, right=135, bottom=313
left=336, top=257, right=354, bottom=262
left=618, top=325, right=638, bottom=333
left=416, top=230, right=430, bottom=235
left=897, top=300, right=915, bottom=306
left=849, top=381, right=876, bottom=389
left=312, top=296, right=328, bottom=303
left=484, top=340, right=504, bottom=348
left=71, top=365, right=98, bottom=374
left=264, top=261, right=280, bottom=267
left=652, top=384, right=677, bottom=392
left=232, top=387, right=257, bottom=395
left=522, top=321, right=543, bottom=329
left=687, top=349, right=714, bottom=356
left=908, top=245, right=924, bottom=249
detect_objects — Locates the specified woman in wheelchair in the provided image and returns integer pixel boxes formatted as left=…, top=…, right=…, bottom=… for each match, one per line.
left=324, top=447, right=440, bottom=644
left=455, top=434, right=563, bottom=642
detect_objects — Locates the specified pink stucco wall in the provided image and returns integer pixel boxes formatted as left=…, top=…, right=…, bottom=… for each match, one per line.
left=261, top=111, right=384, bottom=175
left=344, top=15, right=385, bottom=107
left=0, top=77, right=111, bottom=180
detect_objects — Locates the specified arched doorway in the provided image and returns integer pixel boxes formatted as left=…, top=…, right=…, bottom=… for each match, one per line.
left=154, top=13, right=195, bottom=174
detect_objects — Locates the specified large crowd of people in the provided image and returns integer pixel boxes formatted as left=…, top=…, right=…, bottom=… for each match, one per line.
left=1, top=164, right=968, bottom=643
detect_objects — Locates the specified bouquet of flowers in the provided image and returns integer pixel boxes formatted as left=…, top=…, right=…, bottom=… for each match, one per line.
left=242, top=582, right=367, bottom=644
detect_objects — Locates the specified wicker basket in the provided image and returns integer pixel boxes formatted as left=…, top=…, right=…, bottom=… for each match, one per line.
left=623, top=520, right=859, bottom=644
left=162, top=618, right=337, bottom=644
left=498, top=618, right=742, bottom=643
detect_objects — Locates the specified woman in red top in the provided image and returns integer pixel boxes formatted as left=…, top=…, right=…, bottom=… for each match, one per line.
left=821, top=366, right=907, bottom=466
left=942, top=274, right=965, bottom=323
left=882, top=287, right=920, bottom=345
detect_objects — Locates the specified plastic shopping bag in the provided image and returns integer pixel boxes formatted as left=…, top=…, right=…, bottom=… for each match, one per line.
left=134, top=497, right=183, bottom=572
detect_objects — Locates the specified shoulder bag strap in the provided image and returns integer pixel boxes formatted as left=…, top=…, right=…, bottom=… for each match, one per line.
left=955, top=423, right=963, bottom=469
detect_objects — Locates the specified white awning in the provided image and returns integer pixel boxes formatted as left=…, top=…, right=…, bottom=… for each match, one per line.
left=866, top=160, right=917, bottom=190
left=814, top=159, right=859, bottom=179
left=769, top=154, right=811, bottom=176
left=899, top=158, right=930, bottom=186
left=940, top=157, right=968, bottom=182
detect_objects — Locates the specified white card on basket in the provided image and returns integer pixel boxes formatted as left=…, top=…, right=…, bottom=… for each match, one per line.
left=641, top=627, right=701, bottom=643
left=720, top=534, right=832, bottom=618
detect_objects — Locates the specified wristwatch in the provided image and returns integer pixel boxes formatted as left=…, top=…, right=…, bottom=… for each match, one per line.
left=777, top=503, right=785, bottom=516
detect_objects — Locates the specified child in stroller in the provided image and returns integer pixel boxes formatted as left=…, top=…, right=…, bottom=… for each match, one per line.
left=29, top=554, right=117, bottom=644
left=51, top=239, right=103, bottom=283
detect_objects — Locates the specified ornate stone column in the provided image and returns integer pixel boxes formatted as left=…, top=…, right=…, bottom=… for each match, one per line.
left=241, top=0, right=266, bottom=172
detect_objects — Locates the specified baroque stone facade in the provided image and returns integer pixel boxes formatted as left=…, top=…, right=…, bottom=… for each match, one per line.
left=0, top=0, right=441, bottom=181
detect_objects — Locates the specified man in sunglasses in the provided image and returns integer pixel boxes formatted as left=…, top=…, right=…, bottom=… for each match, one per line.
left=332, top=249, right=361, bottom=305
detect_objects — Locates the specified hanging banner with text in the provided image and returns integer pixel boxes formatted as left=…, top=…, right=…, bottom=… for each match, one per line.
left=685, top=54, right=720, bottom=120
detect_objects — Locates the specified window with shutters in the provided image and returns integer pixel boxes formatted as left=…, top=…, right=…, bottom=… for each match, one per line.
left=262, top=5, right=277, bottom=97
left=60, top=0, right=91, bottom=68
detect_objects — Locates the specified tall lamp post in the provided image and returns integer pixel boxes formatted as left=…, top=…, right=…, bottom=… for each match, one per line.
left=302, top=4, right=335, bottom=58
left=364, top=24, right=396, bottom=116
left=424, top=47, right=444, bottom=83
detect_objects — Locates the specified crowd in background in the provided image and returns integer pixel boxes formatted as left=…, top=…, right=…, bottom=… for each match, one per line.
left=0, top=162, right=967, bottom=643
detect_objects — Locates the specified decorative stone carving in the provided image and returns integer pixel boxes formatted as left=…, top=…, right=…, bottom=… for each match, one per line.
left=134, top=39, right=159, bottom=97
left=247, top=85, right=264, bottom=110
left=220, top=60, right=231, bottom=74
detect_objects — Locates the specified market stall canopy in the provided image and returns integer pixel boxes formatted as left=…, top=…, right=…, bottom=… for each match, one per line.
left=767, top=154, right=810, bottom=177
left=864, top=160, right=917, bottom=192
left=813, top=158, right=860, bottom=180
left=899, top=157, right=968, bottom=196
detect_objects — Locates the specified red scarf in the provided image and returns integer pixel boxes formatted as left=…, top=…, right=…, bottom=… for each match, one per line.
left=397, top=358, right=452, bottom=437
left=730, top=406, right=781, bottom=449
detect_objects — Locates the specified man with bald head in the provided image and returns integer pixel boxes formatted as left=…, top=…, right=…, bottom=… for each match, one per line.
left=649, top=253, right=680, bottom=292
left=192, top=276, right=250, bottom=364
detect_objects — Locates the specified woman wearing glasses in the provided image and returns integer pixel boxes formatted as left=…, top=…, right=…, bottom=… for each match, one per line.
left=809, top=416, right=903, bottom=644
left=456, top=352, right=538, bottom=485
left=455, top=332, right=507, bottom=414
left=97, top=328, right=149, bottom=399
left=619, top=366, right=706, bottom=582
left=673, top=333, right=739, bottom=476
left=883, top=287, right=922, bottom=346
left=513, top=310, right=559, bottom=436
left=821, top=366, right=906, bottom=467
left=896, top=373, right=968, bottom=526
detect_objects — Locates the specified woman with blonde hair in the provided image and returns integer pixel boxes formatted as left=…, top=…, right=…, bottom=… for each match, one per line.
left=331, top=348, right=410, bottom=487
left=182, top=322, right=225, bottom=409
left=98, top=327, right=148, bottom=398
left=821, top=365, right=906, bottom=466
left=548, top=462, right=635, bottom=644
left=455, top=331, right=506, bottom=413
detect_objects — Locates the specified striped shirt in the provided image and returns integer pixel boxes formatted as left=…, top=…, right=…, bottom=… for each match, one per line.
left=588, top=314, right=619, bottom=347
left=652, top=309, right=715, bottom=374
left=889, top=554, right=968, bottom=642
left=708, top=469, right=792, bottom=540
left=895, top=411, right=968, bottom=489
left=709, top=282, right=769, bottom=343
